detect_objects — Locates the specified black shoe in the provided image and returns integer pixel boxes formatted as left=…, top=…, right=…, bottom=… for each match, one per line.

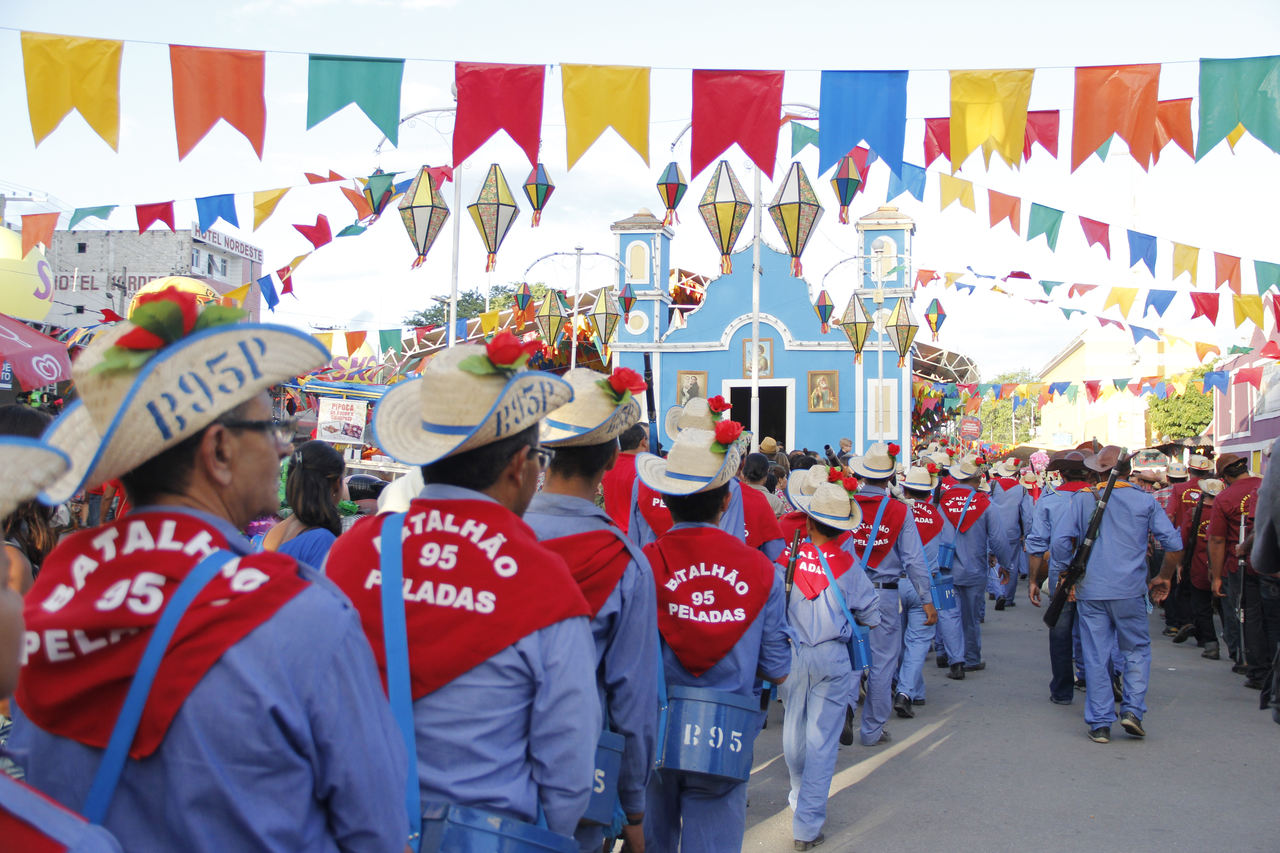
left=1110, top=673, right=1123, bottom=703
left=989, top=593, right=996, bottom=600
left=995, top=597, right=1007, bottom=611
left=840, top=706, right=854, bottom=746
left=1050, top=696, right=1072, bottom=705
left=893, top=693, right=914, bottom=719
left=1005, top=599, right=1016, bottom=607
left=1119, top=711, right=1145, bottom=737
left=936, top=654, right=949, bottom=668
left=1201, top=643, right=1220, bottom=660
left=1232, top=662, right=1249, bottom=674
left=948, top=662, right=966, bottom=680
left=795, top=834, right=825, bottom=851
left=966, top=661, right=986, bottom=672
left=1244, top=678, right=1266, bottom=690
left=1172, top=624, right=1195, bottom=644
left=862, top=730, right=891, bottom=747
left=1074, top=677, right=1087, bottom=691
left=1088, top=726, right=1111, bottom=743
left=1161, top=626, right=1179, bottom=637
left=912, top=698, right=926, bottom=707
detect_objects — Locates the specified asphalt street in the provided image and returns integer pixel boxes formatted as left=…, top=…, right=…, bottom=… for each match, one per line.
left=740, top=598, right=1278, bottom=853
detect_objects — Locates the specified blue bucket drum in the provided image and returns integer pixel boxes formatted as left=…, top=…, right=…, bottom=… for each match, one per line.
left=657, top=685, right=759, bottom=782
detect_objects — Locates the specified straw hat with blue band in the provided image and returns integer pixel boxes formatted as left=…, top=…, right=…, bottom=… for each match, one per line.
left=39, top=298, right=329, bottom=505
left=786, top=465, right=831, bottom=505
left=664, top=396, right=723, bottom=439
left=540, top=368, right=641, bottom=448
left=371, top=343, right=573, bottom=466
left=849, top=442, right=896, bottom=480
left=948, top=455, right=983, bottom=481
left=635, top=428, right=741, bottom=496
left=790, top=481, right=863, bottom=531
left=0, top=436, right=70, bottom=519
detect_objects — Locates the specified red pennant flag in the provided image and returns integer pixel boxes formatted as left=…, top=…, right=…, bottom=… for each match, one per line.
left=345, top=330, right=367, bottom=353
left=1234, top=366, right=1264, bottom=389
left=305, top=169, right=345, bottom=184
left=924, top=117, right=951, bottom=167
left=1214, top=253, right=1242, bottom=294
left=453, top=62, right=545, bottom=167
left=1023, top=110, right=1060, bottom=160
left=1098, top=317, right=1124, bottom=329
left=915, top=269, right=939, bottom=288
left=136, top=202, right=175, bottom=233
left=999, top=383, right=1017, bottom=398
left=1272, top=294, right=1280, bottom=325
left=1084, top=380, right=1102, bottom=402
left=1152, top=98, right=1194, bottom=163
left=1071, top=64, right=1160, bottom=171
left=958, top=383, right=977, bottom=395
left=691, top=69, right=784, bottom=178
left=413, top=325, right=437, bottom=343
left=850, top=146, right=873, bottom=184
left=340, top=186, right=374, bottom=220
left=98, top=308, right=124, bottom=323
left=1128, top=382, right=1142, bottom=395
left=988, top=190, right=1021, bottom=235
left=1259, top=340, right=1280, bottom=360
left=170, top=45, right=266, bottom=160
left=1079, top=217, right=1111, bottom=258
left=294, top=215, right=332, bottom=250
left=1190, top=291, right=1220, bottom=325
left=20, top=212, right=59, bottom=258
left=427, top=165, right=454, bottom=184
left=1069, top=283, right=1097, bottom=298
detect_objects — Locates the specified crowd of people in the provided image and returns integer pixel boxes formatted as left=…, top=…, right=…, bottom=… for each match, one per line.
left=0, top=285, right=1275, bottom=852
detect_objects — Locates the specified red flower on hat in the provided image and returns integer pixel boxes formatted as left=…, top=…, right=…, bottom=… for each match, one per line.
left=95, top=286, right=245, bottom=375
left=842, top=475, right=859, bottom=494
left=827, top=468, right=844, bottom=483
left=887, top=442, right=901, bottom=458
left=927, top=462, right=938, bottom=474
left=607, top=367, right=646, bottom=396
left=485, top=330, right=540, bottom=369
left=713, top=419, right=743, bottom=447
left=707, top=395, right=732, bottom=414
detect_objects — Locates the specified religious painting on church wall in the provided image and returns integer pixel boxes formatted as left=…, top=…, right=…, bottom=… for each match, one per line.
left=742, top=338, right=773, bottom=379
left=807, top=370, right=838, bottom=412
left=676, top=370, right=707, bottom=405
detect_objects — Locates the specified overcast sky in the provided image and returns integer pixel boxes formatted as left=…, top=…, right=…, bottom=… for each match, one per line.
left=3, top=0, right=1279, bottom=379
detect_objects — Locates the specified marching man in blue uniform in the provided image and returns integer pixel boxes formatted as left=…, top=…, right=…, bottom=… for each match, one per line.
left=939, top=456, right=1011, bottom=674
left=990, top=458, right=1032, bottom=610
left=636, top=423, right=790, bottom=853
left=328, top=332, right=600, bottom=849
left=778, top=478, right=879, bottom=849
left=1049, top=447, right=1183, bottom=743
left=845, top=443, right=933, bottom=746
left=12, top=285, right=410, bottom=851
left=523, top=367, right=659, bottom=853
left=0, top=437, right=123, bottom=852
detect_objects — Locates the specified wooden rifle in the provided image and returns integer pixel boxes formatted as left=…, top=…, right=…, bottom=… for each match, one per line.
left=1179, top=491, right=1207, bottom=586
left=1044, top=464, right=1122, bottom=628
left=761, top=528, right=806, bottom=715
left=1236, top=507, right=1250, bottom=667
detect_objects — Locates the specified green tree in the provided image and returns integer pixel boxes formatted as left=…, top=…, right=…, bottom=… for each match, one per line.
left=974, top=369, right=1041, bottom=446
left=402, top=283, right=550, bottom=327
left=1147, top=365, right=1213, bottom=441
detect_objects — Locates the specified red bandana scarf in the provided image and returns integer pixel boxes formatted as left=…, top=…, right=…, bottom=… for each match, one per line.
left=17, top=512, right=308, bottom=757
left=777, top=540, right=854, bottom=600
left=742, top=485, right=783, bottom=548
left=779, top=510, right=808, bottom=543
left=328, top=499, right=589, bottom=698
left=909, top=501, right=945, bottom=545
left=637, top=482, right=674, bottom=538
left=542, top=528, right=633, bottom=618
left=940, top=487, right=991, bottom=533
left=847, top=495, right=909, bottom=568
left=994, top=476, right=1018, bottom=492
left=644, top=527, right=774, bottom=676
left=0, top=776, right=76, bottom=853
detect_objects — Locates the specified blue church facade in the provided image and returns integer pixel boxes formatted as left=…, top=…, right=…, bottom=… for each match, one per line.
left=609, top=206, right=927, bottom=455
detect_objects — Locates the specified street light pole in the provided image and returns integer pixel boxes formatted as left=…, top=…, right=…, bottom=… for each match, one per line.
left=572, top=245, right=583, bottom=369
left=750, top=169, right=762, bottom=453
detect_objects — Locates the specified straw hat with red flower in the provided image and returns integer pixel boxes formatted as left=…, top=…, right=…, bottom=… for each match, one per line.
left=635, top=420, right=743, bottom=496
left=541, top=366, right=645, bottom=447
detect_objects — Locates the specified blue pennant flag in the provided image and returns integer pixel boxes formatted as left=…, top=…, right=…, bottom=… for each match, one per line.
left=1128, top=230, right=1158, bottom=275
left=455, top=317, right=469, bottom=342
left=1130, top=325, right=1161, bottom=344
left=955, top=282, right=976, bottom=294
left=256, top=274, right=279, bottom=311
left=818, top=70, right=908, bottom=176
left=1049, top=381, right=1071, bottom=396
left=886, top=162, right=926, bottom=202
left=195, top=194, right=238, bottom=232
left=1143, top=289, right=1176, bottom=317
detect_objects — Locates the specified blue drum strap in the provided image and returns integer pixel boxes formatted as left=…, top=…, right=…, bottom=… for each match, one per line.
left=853, top=497, right=891, bottom=573
left=83, top=549, right=238, bottom=824
left=814, top=545, right=869, bottom=653
left=939, top=492, right=974, bottom=574
left=653, top=632, right=670, bottom=767
left=378, top=513, right=421, bottom=853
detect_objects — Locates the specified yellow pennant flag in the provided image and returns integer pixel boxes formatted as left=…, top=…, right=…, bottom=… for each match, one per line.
left=223, top=282, right=253, bottom=306
left=253, top=188, right=290, bottom=231
left=1099, top=384, right=1116, bottom=400
left=1172, top=243, right=1199, bottom=285
left=1195, top=341, right=1221, bottom=362
left=1233, top=294, right=1264, bottom=329
left=949, top=69, right=1034, bottom=170
left=479, top=309, right=501, bottom=335
left=562, top=64, right=650, bottom=169
left=1169, top=375, right=1189, bottom=396
left=22, top=32, right=123, bottom=150
left=313, top=332, right=334, bottom=352
left=1103, top=287, right=1138, bottom=317
left=944, top=272, right=965, bottom=289
left=939, top=174, right=975, bottom=212
left=1025, top=383, right=1045, bottom=397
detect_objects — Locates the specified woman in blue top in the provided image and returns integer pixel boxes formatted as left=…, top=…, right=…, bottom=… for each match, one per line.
left=262, top=440, right=345, bottom=568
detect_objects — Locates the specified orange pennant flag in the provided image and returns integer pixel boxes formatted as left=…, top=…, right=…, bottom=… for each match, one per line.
left=1195, top=341, right=1220, bottom=362
left=20, top=212, right=59, bottom=259
left=988, top=190, right=1021, bottom=235
left=1152, top=98, right=1194, bottom=164
left=341, top=186, right=374, bottom=220
left=345, top=330, right=368, bottom=353
left=1215, top=253, right=1242, bottom=294
left=1071, top=64, right=1161, bottom=171
left=170, top=45, right=266, bottom=160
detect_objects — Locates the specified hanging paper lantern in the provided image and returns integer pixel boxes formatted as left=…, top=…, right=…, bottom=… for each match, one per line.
left=467, top=164, right=520, bottom=272
left=656, top=161, right=688, bottom=226
left=397, top=166, right=451, bottom=269
left=839, top=293, right=874, bottom=363
left=522, top=163, right=555, bottom=227
left=363, top=170, right=398, bottom=218
left=887, top=298, right=920, bottom=367
left=830, top=155, right=862, bottom=225
left=925, top=298, right=946, bottom=341
left=768, top=162, right=824, bottom=277
left=534, top=289, right=571, bottom=347
left=813, top=289, right=835, bottom=333
left=513, top=282, right=534, bottom=324
left=697, top=160, right=751, bottom=275
left=619, top=281, right=637, bottom=322
left=588, top=287, right=622, bottom=350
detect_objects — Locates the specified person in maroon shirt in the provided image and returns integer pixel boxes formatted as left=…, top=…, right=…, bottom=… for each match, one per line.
left=1178, top=478, right=1225, bottom=658
left=1207, top=453, right=1269, bottom=686
left=1163, top=455, right=1212, bottom=639
left=602, top=423, right=647, bottom=532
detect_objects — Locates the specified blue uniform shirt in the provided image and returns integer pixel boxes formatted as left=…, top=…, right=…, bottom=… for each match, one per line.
left=627, top=478, right=746, bottom=549
left=938, top=485, right=1012, bottom=588
left=785, top=543, right=881, bottom=647
left=0, top=774, right=122, bottom=852
left=1025, top=484, right=1088, bottom=588
left=1049, top=484, right=1183, bottom=600
left=11, top=506, right=409, bottom=853
left=410, top=484, right=600, bottom=837
left=523, top=491, right=658, bottom=817
left=842, top=485, right=931, bottom=599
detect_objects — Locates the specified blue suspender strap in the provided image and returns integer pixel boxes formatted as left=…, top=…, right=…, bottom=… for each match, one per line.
left=83, top=549, right=239, bottom=824
left=377, top=513, right=421, bottom=852
left=956, top=493, right=975, bottom=530
left=854, top=497, right=891, bottom=573
left=653, top=632, right=670, bottom=767
left=813, top=546, right=871, bottom=673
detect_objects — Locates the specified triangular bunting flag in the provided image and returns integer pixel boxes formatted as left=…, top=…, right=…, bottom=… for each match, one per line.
left=1172, top=243, right=1199, bottom=284
left=1152, top=98, right=1195, bottom=164
left=195, top=194, right=238, bottom=232
left=791, top=121, right=819, bottom=156
left=939, top=174, right=975, bottom=212
left=20, top=212, right=59, bottom=258
left=21, top=32, right=122, bottom=150
left=1143, top=289, right=1176, bottom=318
left=886, top=163, right=926, bottom=202
left=1254, top=260, right=1280, bottom=295
left=1233, top=294, right=1265, bottom=329
left=223, top=282, right=252, bottom=306
left=256, top=274, right=278, bottom=311
left=1024, top=110, right=1059, bottom=160
left=136, top=202, right=175, bottom=233
left=1071, top=64, right=1160, bottom=171
left=988, top=190, right=1021, bottom=235
left=307, top=54, right=404, bottom=143
left=562, top=64, right=650, bottom=168
left=170, top=45, right=267, bottom=159
left=694, top=69, right=785, bottom=178
left=819, top=70, right=908, bottom=176
left=1190, top=291, right=1220, bottom=325
left=253, top=188, right=289, bottom=231
left=1127, top=230, right=1157, bottom=275
left=1039, top=280, right=1062, bottom=296
left=923, top=117, right=950, bottom=167
left=1104, top=287, right=1138, bottom=317
left=1079, top=217, right=1111, bottom=258
left=68, top=206, right=115, bottom=230
left=1202, top=370, right=1228, bottom=394
left=1131, top=325, right=1161, bottom=344
left=1233, top=366, right=1264, bottom=389
left=1196, top=56, right=1280, bottom=159
left=294, top=215, right=332, bottom=250
left=950, top=69, right=1034, bottom=169
left=1069, top=283, right=1097, bottom=298
left=1195, top=341, right=1220, bottom=362
left=345, top=330, right=367, bottom=353
left=1027, top=204, right=1063, bottom=250
left=1215, top=253, right=1242, bottom=294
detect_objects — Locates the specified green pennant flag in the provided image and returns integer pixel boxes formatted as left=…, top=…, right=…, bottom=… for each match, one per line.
left=791, top=121, right=818, bottom=156
left=1064, top=385, right=1079, bottom=404
left=1113, top=378, right=1129, bottom=390
left=1060, top=307, right=1083, bottom=319
left=379, top=329, right=404, bottom=355
left=336, top=223, right=367, bottom=238
left=1027, top=205, right=1063, bottom=251
left=1229, top=344, right=1251, bottom=354
left=1255, top=260, right=1280, bottom=294
left=68, top=206, right=116, bottom=229
left=1196, top=55, right=1280, bottom=159
left=307, top=55, right=405, bottom=144
left=1039, top=280, right=1063, bottom=296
